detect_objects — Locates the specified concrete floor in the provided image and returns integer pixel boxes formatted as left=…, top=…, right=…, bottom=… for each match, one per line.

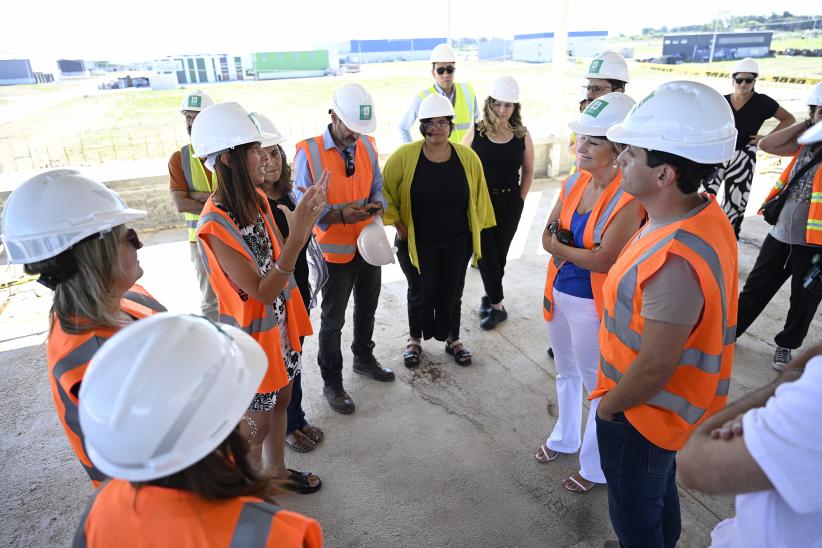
left=1, top=175, right=820, bottom=547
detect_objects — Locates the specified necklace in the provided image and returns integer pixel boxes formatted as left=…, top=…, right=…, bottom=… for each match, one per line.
left=424, top=143, right=451, bottom=163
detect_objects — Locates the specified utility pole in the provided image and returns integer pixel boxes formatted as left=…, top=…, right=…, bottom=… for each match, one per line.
left=447, top=0, right=452, bottom=46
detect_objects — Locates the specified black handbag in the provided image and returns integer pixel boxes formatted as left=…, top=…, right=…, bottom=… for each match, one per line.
left=762, top=148, right=822, bottom=225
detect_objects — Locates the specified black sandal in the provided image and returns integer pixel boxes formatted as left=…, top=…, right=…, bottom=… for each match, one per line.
left=283, top=469, right=322, bottom=494
left=404, top=338, right=421, bottom=369
left=445, top=339, right=472, bottom=366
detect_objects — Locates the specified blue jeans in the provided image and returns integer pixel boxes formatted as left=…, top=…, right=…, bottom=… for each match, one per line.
left=596, top=412, right=681, bottom=548
left=286, top=372, right=307, bottom=433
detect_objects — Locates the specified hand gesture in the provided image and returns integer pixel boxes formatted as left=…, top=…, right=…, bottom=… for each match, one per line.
left=284, top=170, right=329, bottom=243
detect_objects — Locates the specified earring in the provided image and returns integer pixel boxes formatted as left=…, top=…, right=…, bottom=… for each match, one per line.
left=612, top=158, right=618, bottom=168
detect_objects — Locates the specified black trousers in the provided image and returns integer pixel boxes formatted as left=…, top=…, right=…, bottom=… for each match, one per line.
left=478, top=192, right=524, bottom=304
left=317, top=253, right=381, bottom=386
left=736, top=234, right=822, bottom=349
left=396, top=234, right=472, bottom=341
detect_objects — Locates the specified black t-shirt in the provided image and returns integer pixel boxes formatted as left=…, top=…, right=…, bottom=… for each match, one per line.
left=727, top=92, right=779, bottom=150
left=470, top=125, right=525, bottom=191
left=267, top=193, right=311, bottom=314
left=410, top=145, right=470, bottom=244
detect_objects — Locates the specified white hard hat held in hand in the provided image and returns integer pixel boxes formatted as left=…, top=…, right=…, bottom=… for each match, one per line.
left=568, top=92, right=636, bottom=137
left=357, top=217, right=395, bottom=266
left=606, top=80, right=737, bottom=164
left=79, top=313, right=267, bottom=482
left=179, top=90, right=214, bottom=113
left=330, top=83, right=377, bottom=135
left=190, top=102, right=277, bottom=158
left=430, top=43, right=456, bottom=63
left=585, top=51, right=630, bottom=83
left=418, top=93, right=455, bottom=120
left=490, top=76, right=520, bottom=103
left=1, top=169, right=146, bottom=264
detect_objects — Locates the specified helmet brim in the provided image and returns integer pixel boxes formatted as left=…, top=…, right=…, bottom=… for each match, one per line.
left=568, top=120, right=608, bottom=137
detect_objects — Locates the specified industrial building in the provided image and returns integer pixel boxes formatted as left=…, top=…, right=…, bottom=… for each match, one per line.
left=512, top=31, right=608, bottom=62
left=57, top=59, right=87, bottom=77
left=253, top=50, right=338, bottom=80
left=158, top=54, right=252, bottom=84
left=0, top=59, right=54, bottom=85
left=478, top=38, right=514, bottom=61
left=661, top=31, right=773, bottom=62
left=345, top=38, right=446, bottom=63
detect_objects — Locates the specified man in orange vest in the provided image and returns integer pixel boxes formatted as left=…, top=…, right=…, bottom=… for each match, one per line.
left=294, top=83, right=393, bottom=415
left=590, top=81, right=740, bottom=546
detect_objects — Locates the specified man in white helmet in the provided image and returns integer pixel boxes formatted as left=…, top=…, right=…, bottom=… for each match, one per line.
left=590, top=81, right=739, bottom=546
left=398, top=42, right=478, bottom=144
left=167, top=89, right=218, bottom=321
left=293, top=83, right=393, bottom=415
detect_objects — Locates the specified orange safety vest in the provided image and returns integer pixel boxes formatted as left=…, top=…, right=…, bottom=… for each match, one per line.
left=760, top=145, right=822, bottom=245
left=196, top=191, right=313, bottom=394
left=74, top=479, right=323, bottom=547
left=543, top=169, right=640, bottom=320
left=590, top=195, right=738, bottom=451
left=295, top=135, right=379, bottom=263
left=46, top=285, right=166, bottom=488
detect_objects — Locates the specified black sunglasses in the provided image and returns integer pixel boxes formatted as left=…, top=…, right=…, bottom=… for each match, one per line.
left=126, top=228, right=143, bottom=250
left=734, top=77, right=755, bottom=84
left=435, top=66, right=455, bottom=75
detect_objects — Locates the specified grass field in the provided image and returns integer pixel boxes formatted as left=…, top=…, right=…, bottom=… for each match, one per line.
left=0, top=49, right=818, bottom=175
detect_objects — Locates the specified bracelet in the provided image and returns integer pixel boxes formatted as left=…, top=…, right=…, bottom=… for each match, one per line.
left=273, top=261, right=294, bottom=276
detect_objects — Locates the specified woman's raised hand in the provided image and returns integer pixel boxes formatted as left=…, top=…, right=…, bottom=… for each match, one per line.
left=281, top=170, right=330, bottom=243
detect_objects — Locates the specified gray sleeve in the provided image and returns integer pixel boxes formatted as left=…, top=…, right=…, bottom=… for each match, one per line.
left=640, top=255, right=704, bottom=326
left=399, top=95, right=422, bottom=144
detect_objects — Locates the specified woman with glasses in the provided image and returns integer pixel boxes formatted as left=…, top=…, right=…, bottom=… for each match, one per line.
left=461, top=76, right=534, bottom=330
left=703, top=57, right=795, bottom=238
left=1, top=169, right=167, bottom=488
left=384, top=93, right=495, bottom=368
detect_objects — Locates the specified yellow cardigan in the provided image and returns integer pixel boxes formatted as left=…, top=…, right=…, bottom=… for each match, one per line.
left=383, top=140, right=496, bottom=271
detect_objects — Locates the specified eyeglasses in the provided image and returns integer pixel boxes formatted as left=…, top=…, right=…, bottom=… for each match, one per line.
left=582, top=85, right=611, bottom=94
left=435, top=66, right=455, bottom=75
left=421, top=120, right=451, bottom=130
left=343, top=150, right=355, bottom=177
left=126, top=228, right=143, bottom=250
left=734, top=77, right=755, bottom=84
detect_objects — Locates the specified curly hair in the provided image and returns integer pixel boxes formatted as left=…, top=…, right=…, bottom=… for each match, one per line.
left=476, top=97, right=527, bottom=139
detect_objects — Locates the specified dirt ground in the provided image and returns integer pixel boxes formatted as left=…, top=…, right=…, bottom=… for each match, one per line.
left=1, top=174, right=820, bottom=547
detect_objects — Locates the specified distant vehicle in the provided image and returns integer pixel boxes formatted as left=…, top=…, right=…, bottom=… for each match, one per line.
left=340, top=64, right=361, bottom=74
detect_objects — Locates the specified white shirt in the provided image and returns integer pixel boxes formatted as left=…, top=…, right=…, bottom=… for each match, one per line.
left=710, top=356, right=822, bottom=548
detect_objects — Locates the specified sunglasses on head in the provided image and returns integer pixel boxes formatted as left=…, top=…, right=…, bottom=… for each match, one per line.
left=435, top=66, right=455, bottom=75
left=126, top=228, right=143, bottom=250
left=734, top=77, right=755, bottom=84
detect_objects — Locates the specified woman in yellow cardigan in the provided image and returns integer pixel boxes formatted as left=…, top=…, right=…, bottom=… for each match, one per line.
left=383, top=94, right=495, bottom=368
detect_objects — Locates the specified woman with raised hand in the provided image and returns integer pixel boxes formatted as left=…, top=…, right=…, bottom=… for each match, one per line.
left=1, top=169, right=166, bottom=488
left=192, top=102, right=327, bottom=494
left=537, top=93, right=645, bottom=494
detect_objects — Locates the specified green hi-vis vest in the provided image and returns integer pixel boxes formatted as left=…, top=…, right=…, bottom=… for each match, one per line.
left=418, top=83, right=476, bottom=143
left=180, top=144, right=215, bottom=242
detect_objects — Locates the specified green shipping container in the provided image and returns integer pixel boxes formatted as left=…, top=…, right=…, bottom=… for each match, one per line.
left=253, top=50, right=330, bottom=71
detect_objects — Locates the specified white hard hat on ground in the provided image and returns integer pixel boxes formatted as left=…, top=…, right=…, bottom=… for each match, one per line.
left=2, top=169, right=146, bottom=264
left=606, top=81, right=737, bottom=164
left=732, top=58, right=760, bottom=75
left=798, top=121, right=822, bottom=145
left=430, top=43, right=456, bottom=63
left=418, top=94, right=455, bottom=120
left=252, top=112, right=286, bottom=147
left=807, top=81, right=822, bottom=107
left=179, top=90, right=214, bottom=113
left=585, top=51, right=630, bottom=83
left=568, top=92, right=636, bottom=137
left=330, top=83, right=377, bottom=135
left=357, top=217, right=395, bottom=266
left=190, top=102, right=277, bottom=158
left=490, top=76, right=520, bottom=103
left=80, top=313, right=266, bottom=482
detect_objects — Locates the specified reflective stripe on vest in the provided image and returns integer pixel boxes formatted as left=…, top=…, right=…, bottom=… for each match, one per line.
left=181, top=144, right=214, bottom=242
left=229, top=501, right=281, bottom=547
left=592, top=188, right=625, bottom=244
left=122, top=290, right=167, bottom=314
left=760, top=146, right=822, bottom=245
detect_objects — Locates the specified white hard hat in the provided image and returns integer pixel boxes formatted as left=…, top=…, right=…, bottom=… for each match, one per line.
left=357, top=217, right=395, bottom=266
left=490, top=76, right=520, bottom=103
left=179, top=90, right=214, bottom=113
left=606, top=81, right=737, bottom=164
left=79, top=313, right=266, bottom=482
left=190, top=102, right=277, bottom=158
left=568, top=92, right=636, bottom=137
left=252, top=112, right=286, bottom=147
left=732, top=57, right=759, bottom=75
left=798, top=121, right=822, bottom=145
left=418, top=93, right=455, bottom=120
left=807, top=81, right=822, bottom=107
left=330, top=83, right=377, bottom=135
left=430, top=43, right=456, bottom=63
left=585, top=51, right=629, bottom=83
left=1, top=169, right=146, bottom=264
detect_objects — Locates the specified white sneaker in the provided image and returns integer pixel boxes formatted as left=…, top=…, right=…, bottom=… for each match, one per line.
left=772, top=346, right=792, bottom=372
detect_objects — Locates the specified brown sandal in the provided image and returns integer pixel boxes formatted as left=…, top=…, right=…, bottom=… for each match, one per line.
left=285, top=430, right=316, bottom=453
left=299, top=422, right=324, bottom=443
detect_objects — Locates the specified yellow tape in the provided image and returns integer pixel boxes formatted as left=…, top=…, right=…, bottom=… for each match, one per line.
left=638, top=63, right=821, bottom=86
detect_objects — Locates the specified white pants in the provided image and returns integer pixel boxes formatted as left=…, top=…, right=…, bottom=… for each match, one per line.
left=545, top=289, right=605, bottom=483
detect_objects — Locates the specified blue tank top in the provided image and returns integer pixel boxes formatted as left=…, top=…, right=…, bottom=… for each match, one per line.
left=553, top=209, right=594, bottom=299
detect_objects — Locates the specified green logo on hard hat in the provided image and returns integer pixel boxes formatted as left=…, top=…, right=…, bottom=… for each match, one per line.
left=589, top=59, right=603, bottom=73
left=187, top=96, right=202, bottom=108
left=585, top=99, right=609, bottom=118
left=359, top=105, right=372, bottom=121
left=637, top=91, right=655, bottom=109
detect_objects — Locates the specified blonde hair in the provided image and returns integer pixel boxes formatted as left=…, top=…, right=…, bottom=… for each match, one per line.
left=476, top=96, right=527, bottom=139
left=25, top=226, right=130, bottom=334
